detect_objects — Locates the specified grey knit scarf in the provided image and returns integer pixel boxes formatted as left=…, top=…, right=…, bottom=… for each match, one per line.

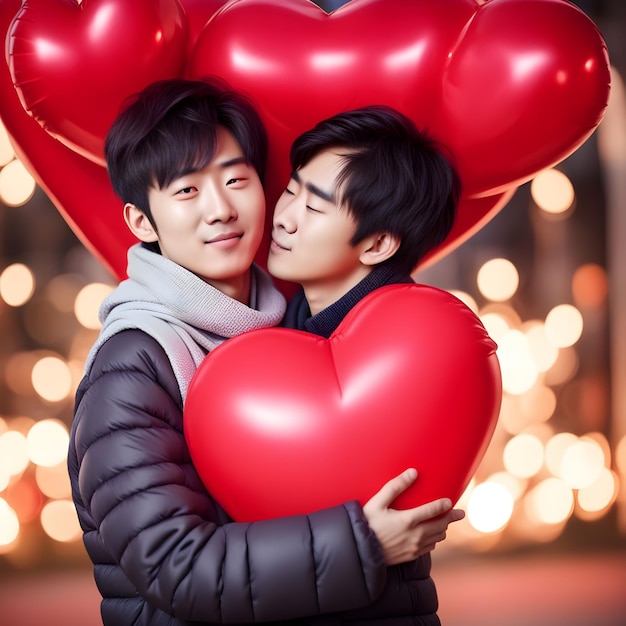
left=83, top=244, right=286, bottom=401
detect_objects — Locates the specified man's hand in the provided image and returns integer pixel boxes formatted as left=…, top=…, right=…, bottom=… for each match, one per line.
left=363, top=468, right=465, bottom=565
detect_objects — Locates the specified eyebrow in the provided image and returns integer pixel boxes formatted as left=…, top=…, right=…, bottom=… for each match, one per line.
left=291, top=171, right=336, bottom=203
left=220, top=157, right=249, bottom=169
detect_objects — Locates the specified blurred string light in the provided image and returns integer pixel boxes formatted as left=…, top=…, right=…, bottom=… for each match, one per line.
left=0, top=417, right=82, bottom=548
left=0, top=128, right=624, bottom=560
left=0, top=119, right=35, bottom=207
left=0, top=160, right=36, bottom=206
left=572, top=262, right=608, bottom=309
left=0, top=263, right=35, bottom=306
left=545, top=304, right=584, bottom=348
left=75, top=282, right=114, bottom=328
left=530, top=168, right=576, bottom=216
left=476, top=258, right=519, bottom=302
left=31, top=357, right=73, bottom=403
left=0, top=138, right=110, bottom=553
left=439, top=160, right=621, bottom=550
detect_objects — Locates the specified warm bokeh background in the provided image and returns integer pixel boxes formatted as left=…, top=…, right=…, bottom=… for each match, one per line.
left=1, top=1, right=625, bottom=624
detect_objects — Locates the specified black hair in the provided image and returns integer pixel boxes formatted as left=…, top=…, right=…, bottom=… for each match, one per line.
left=290, top=106, right=461, bottom=274
left=104, top=77, right=267, bottom=226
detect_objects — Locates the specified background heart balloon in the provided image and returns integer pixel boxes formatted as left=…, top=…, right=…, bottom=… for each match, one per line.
left=0, top=0, right=135, bottom=279
left=6, top=0, right=189, bottom=165
left=184, top=284, right=503, bottom=522
left=0, top=0, right=611, bottom=283
left=190, top=0, right=610, bottom=199
left=433, top=0, right=612, bottom=196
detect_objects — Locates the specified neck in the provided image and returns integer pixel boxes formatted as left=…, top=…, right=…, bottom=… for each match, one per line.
left=206, top=270, right=252, bottom=305
left=302, top=266, right=372, bottom=315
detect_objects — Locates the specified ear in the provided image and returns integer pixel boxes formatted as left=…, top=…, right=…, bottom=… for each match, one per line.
left=123, top=203, right=159, bottom=243
left=359, top=232, right=401, bottom=267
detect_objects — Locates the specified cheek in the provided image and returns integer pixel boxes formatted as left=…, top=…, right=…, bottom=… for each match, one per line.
left=314, top=228, right=347, bottom=252
left=247, top=188, right=266, bottom=220
left=301, top=235, right=343, bottom=270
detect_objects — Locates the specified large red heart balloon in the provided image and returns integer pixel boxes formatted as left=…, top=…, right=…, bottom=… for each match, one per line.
left=184, top=284, right=503, bottom=521
left=0, top=0, right=610, bottom=282
left=191, top=0, right=610, bottom=199
left=7, top=0, right=189, bottom=166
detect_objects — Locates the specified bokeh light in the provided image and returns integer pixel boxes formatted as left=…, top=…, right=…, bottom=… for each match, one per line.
left=35, top=462, right=73, bottom=500
left=503, top=433, right=544, bottom=478
left=0, top=498, right=20, bottom=548
left=0, top=159, right=36, bottom=206
left=467, top=481, right=515, bottom=533
left=0, top=430, right=29, bottom=477
left=74, top=282, right=114, bottom=329
left=576, top=467, right=618, bottom=516
left=531, top=168, right=575, bottom=215
left=523, top=321, right=559, bottom=372
left=496, top=329, right=539, bottom=394
left=31, top=356, right=73, bottom=402
left=477, top=258, right=519, bottom=302
left=572, top=263, right=608, bottom=309
left=26, top=419, right=70, bottom=467
left=543, top=346, right=579, bottom=387
left=519, top=384, right=557, bottom=425
left=40, top=500, right=82, bottom=543
left=545, top=432, right=579, bottom=477
left=3, top=475, right=44, bottom=524
left=0, top=263, right=35, bottom=306
left=479, top=312, right=510, bottom=344
left=544, top=304, right=584, bottom=348
left=525, top=478, right=575, bottom=525
left=558, top=437, right=605, bottom=489
left=486, top=471, right=527, bottom=502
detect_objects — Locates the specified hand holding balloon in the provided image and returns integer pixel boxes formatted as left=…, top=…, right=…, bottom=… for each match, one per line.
left=363, top=468, right=465, bottom=565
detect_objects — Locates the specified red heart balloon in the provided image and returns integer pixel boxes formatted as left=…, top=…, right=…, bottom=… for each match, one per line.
left=6, top=0, right=189, bottom=165
left=433, top=0, right=612, bottom=196
left=0, top=0, right=610, bottom=282
left=0, top=0, right=132, bottom=278
left=190, top=0, right=610, bottom=198
left=184, top=284, right=502, bottom=522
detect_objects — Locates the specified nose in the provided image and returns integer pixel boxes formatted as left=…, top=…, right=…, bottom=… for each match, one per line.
left=273, top=193, right=298, bottom=234
left=203, top=186, right=237, bottom=224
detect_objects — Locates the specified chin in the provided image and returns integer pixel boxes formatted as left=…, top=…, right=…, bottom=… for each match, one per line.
left=267, top=261, right=287, bottom=281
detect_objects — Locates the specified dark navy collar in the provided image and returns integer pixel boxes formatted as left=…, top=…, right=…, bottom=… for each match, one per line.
left=282, top=265, right=413, bottom=338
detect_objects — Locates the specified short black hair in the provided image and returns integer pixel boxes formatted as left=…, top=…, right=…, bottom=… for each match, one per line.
left=105, top=77, right=267, bottom=226
left=290, top=106, right=461, bottom=274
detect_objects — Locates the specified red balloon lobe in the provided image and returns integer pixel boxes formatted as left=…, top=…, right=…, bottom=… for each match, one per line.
left=7, top=0, right=189, bottom=165
left=0, top=0, right=611, bottom=282
left=184, top=284, right=503, bottom=521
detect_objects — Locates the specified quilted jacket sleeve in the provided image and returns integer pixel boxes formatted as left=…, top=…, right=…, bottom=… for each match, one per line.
left=71, top=330, right=386, bottom=623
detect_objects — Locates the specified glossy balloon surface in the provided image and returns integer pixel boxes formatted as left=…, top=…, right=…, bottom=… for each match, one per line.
left=0, top=0, right=611, bottom=280
left=185, top=284, right=503, bottom=521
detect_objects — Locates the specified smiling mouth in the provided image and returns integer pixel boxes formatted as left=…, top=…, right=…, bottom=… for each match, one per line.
left=206, top=233, right=242, bottom=244
left=270, top=236, right=291, bottom=251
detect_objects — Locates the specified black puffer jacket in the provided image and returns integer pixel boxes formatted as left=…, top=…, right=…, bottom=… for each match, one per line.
left=68, top=329, right=438, bottom=625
